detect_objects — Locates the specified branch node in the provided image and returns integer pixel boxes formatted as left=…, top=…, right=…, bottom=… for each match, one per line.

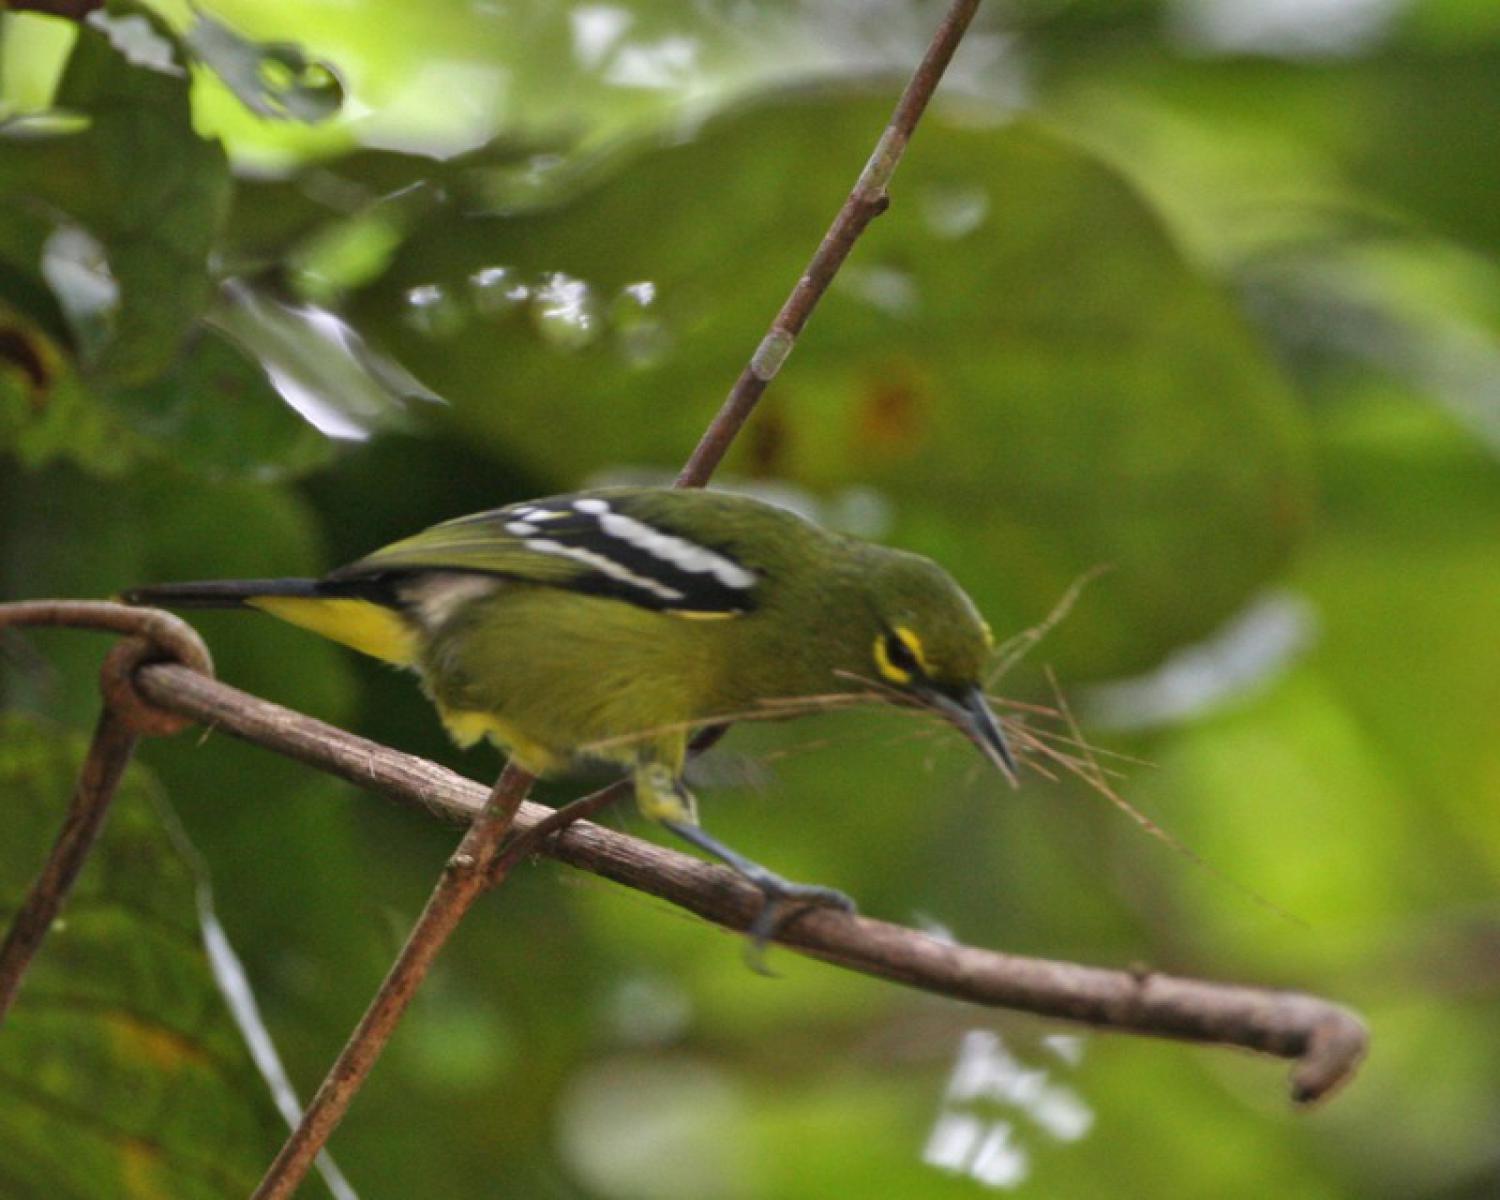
left=858, top=127, right=907, bottom=196
left=749, top=329, right=795, bottom=382
left=98, top=615, right=214, bottom=738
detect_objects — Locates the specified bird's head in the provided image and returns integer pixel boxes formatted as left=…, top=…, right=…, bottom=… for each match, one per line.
left=858, top=549, right=1017, bottom=781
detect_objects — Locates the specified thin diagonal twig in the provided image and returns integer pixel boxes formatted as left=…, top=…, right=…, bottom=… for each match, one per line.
left=250, top=763, right=534, bottom=1199
left=490, top=778, right=633, bottom=883
left=0, top=602, right=213, bottom=1024
left=676, top=0, right=982, bottom=487
left=0, top=708, right=137, bottom=1023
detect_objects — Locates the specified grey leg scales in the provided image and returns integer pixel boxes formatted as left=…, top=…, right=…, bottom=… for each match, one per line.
left=661, top=819, right=856, bottom=962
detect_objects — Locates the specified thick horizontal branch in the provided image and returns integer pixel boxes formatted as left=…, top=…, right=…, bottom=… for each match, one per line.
left=135, top=661, right=1367, bottom=1104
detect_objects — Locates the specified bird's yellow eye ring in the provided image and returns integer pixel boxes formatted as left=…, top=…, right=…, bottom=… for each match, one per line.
left=874, top=627, right=926, bottom=684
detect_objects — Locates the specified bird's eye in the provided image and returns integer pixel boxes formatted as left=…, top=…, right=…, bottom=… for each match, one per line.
left=882, top=631, right=920, bottom=675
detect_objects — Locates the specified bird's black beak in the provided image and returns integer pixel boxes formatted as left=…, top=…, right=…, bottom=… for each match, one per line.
left=916, top=683, right=1018, bottom=783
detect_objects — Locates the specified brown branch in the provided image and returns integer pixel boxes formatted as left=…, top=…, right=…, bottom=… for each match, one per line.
left=0, top=596, right=1368, bottom=1114
left=0, top=600, right=214, bottom=681
left=0, top=603, right=213, bottom=1023
left=131, top=660, right=1367, bottom=1104
left=249, top=763, right=534, bottom=1200
left=0, top=708, right=137, bottom=1023
left=676, top=0, right=981, bottom=487
left=489, top=777, right=632, bottom=883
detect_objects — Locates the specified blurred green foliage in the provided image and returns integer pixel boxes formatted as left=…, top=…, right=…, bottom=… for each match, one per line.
left=1, top=2, right=1498, bottom=1198
left=0, top=714, right=288, bottom=1198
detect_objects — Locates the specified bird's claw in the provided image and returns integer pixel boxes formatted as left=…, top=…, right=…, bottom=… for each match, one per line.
left=656, top=818, right=856, bottom=973
left=741, top=874, right=857, bottom=975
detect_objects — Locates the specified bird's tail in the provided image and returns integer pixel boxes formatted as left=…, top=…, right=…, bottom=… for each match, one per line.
left=120, top=578, right=326, bottom=609
left=121, top=578, right=418, bottom=665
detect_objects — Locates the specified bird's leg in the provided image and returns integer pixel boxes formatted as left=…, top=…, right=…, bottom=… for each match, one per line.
left=635, top=763, right=856, bottom=970
left=662, top=820, right=857, bottom=923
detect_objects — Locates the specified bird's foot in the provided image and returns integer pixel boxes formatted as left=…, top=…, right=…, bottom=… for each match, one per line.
left=658, top=818, right=856, bottom=974
left=738, top=867, right=857, bottom=976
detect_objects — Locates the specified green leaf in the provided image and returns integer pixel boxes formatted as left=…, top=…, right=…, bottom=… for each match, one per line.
left=0, top=299, right=334, bottom=480
left=0, top=714, right=289, bottom=1198
left=184, top=13, right=343, bottom=124
left=205, top=280, right=438, bottom=441
left=0, top=24, right=232, bottom=386
left=108, top=325, right=334, bottom=481
left=0, top=303, right=137, bottom=474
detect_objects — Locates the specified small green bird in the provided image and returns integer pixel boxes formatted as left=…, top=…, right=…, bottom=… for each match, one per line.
left=125, top=487, right=1015, bottom=930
